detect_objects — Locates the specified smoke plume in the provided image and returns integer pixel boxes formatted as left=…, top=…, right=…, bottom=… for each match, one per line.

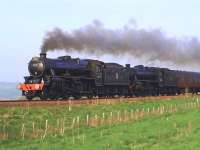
left=41, top=20, right=200, bottom=67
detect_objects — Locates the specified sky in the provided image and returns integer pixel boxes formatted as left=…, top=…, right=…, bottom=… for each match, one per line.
left=1, top=0, right=200, bottom=82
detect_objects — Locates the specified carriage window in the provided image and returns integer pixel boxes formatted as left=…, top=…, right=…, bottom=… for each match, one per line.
left=77, top=59, right=80, bottom=64
left=116, top=72, right=119, bottom=80
left=96, top=66, right=101, bottom=73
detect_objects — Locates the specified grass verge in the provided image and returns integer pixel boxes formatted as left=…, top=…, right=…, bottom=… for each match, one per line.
left=0, top=95, right=200, bottom=149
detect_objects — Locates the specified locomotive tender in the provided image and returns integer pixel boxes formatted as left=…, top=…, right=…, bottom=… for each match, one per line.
left=18, top=53, right=200, bottom=100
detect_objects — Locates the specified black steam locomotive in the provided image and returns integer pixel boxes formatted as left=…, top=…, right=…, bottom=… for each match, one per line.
left=18, top=53, right=200, bottom=100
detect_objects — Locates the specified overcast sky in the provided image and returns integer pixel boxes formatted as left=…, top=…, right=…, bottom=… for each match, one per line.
left=1, top=0, right=200, bottom=82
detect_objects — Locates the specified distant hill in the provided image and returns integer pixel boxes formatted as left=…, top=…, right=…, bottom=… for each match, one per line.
left=0, top=82, right=21, bottom=99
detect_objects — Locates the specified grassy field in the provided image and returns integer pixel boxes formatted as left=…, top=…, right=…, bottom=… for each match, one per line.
left=0, top=95, right=200, bottom=149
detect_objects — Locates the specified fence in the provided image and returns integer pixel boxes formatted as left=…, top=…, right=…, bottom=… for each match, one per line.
left=0, top=98, right=200, bottom=141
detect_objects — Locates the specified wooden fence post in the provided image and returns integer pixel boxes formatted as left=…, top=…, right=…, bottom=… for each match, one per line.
left=32, top=122, right=35, bottom=137
left=110, top=112, right=113, bottom=125
left=77, top=116, right=80, bottom=138
left=102, top=113, right=105, bottom=125
left=42, top=120, right=48, bottom=139
left=86, top=114, right=89, bottom=126
left=135, top=109, right=138, bottom=120
left=118, top=111, right=121, bottom=122
left=131, top=109, right=133, bottom=119
left=61, top=118, right=65, bottom=136
left=142, top=108, right=145, bottom=117
left=71, top=118, right=75, bottom=128
left=21, top=123, right=25, bottom=140
left=95, top=114, right=98, bottom=126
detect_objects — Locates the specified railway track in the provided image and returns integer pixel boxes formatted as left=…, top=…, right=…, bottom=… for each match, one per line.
left=0, top=95, right=196, bottom=107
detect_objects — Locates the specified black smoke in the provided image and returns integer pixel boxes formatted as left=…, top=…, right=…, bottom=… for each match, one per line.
left=41, top=20, right=200, bottom=67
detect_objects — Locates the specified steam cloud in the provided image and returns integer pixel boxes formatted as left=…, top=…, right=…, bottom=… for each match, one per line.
left=41, top=20, right=200, bottom=67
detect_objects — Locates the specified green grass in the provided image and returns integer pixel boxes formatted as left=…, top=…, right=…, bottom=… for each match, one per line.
left=0, top=95, right=200, bottom=149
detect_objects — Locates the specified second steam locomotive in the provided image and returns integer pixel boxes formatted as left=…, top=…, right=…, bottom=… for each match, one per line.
left=18, top=53, right=200, bottom=100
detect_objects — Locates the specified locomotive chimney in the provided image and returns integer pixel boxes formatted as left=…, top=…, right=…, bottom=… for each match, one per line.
left=40, top=52, right=46, bottom=59
left=126, top=64, right=130, bottom=68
